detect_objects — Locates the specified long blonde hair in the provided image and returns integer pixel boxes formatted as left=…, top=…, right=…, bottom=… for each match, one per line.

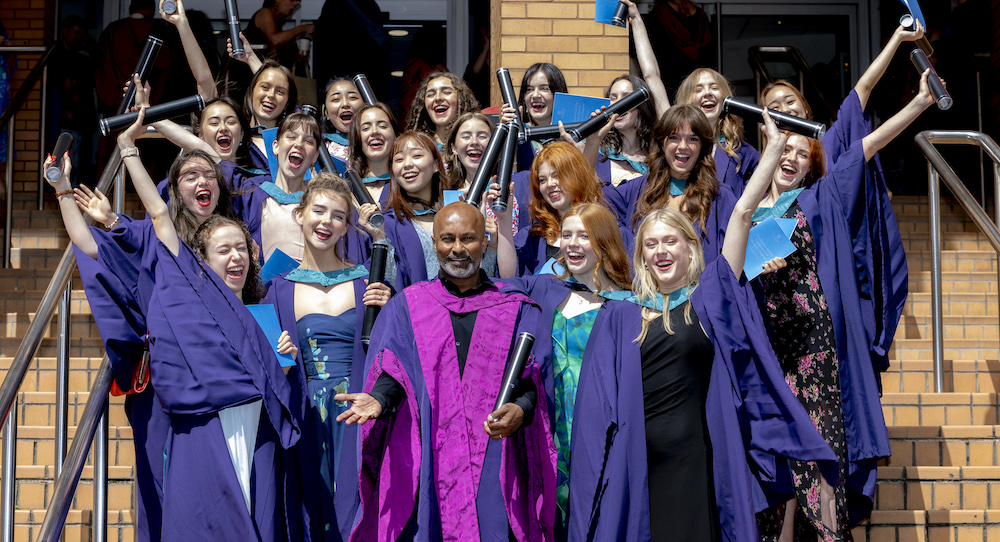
left=676, top=68, right=746, bottom=163
left=632, top=208, right=705, bottom=343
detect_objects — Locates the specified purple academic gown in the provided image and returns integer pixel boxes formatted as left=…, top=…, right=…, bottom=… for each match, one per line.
left=567, top=257, right=838, bottom=542
left=820, top=89, right=908, bottom=379
left=713, top=143, right=760, bottom=198
left=352, top=279, right=557, bottom=542
left=265, top=274, right=370, bottom=542
left=605, top=176, right=737, bottom=264
left=763, top=141, right=893, bottom=524
left=147, top=239, right=299, bottom=540
left=73, top=217, right=168, bottom=542
left=381, top=209, right=431, bottom=289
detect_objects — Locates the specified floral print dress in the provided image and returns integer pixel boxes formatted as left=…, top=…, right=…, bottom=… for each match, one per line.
left=755, top=202, right=850, bottom=542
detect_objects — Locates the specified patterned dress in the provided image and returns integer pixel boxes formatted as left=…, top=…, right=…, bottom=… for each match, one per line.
left=756, top=202, right=850, bottom=542
left=551, top=307, right=599, bottom=526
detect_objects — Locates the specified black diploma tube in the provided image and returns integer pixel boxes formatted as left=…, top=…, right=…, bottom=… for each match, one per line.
left=44, top=133, right=74, bottom=182
left=899, top=14, right=934, bottom=58
left=496, top=67, right=526, bottom=142
left=465, top=123, right=509, bottom=209
left=353, top=74, right=378, bottom=106
left=316, top=134, right=338, bottom=173
left=344, top=169, right=384, bottom=227
left=722, top=97, right=828, bottom=140
left=610, top=1, right=629, bottom=27
left=301, top=104, right=319, bottom=118
left=161, top=0, right=177, bottom=15
left=101, top=94, right=206, bottom=136
left=116, top=35, right=163, bottom=116
left=910, top=49, right=952, bottom=111
left=523, top=122, right=582, bottom=141
left=225, top=0, right=244, bottom=59
left=492, top=332, right=536, bottom=412
left=361, top=242, right=389, bottom=348
left=567, top=86, right=650, bottom=143
left=491, top=124, right=519, bottom=215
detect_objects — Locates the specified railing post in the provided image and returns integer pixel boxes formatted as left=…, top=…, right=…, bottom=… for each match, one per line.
left=55, top=284, right=71, bottom=483
left=929, top=164, right=945, bottom=393
left=4, top=119, right=13, bottom=269
left=0, top=403, right=16, bottom=542
left=39, top=65, right=48, bottom=212
left=93, top=403, right=108, bottom=542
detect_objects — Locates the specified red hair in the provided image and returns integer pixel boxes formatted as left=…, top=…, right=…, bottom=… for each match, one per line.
left=528, top=142, right=606, bottom=242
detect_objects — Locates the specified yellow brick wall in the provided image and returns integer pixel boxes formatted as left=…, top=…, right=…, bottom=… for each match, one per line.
left=491, top=0, right=631, bottom=105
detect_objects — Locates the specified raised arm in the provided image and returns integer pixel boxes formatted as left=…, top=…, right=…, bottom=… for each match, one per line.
left=132, top=77, right=218, bottom=159
left=43, top=154, right=99, bottom=258
left=160, top=0, right=217, bottom=99
left=722, top=110, right=786, bottom=275
left=625, top=0, right=670, bottom=116
left=252, top=10, right=314, bottom=50
left=117, top=105, right=180, bottom=255
left=228, top=32, right=264, bottom=75
left=862, top=69, right=935, bottom=162
left=854, top=22, right=924, bottom=110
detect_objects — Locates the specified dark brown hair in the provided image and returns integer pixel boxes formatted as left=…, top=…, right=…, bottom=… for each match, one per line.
left=389, top=131, right=447, bottom=221
left=192, top=215, right=264, bottom=303
left=404, top=72, right=480, bottom=137
left=167, top=150, right=236, bottom=245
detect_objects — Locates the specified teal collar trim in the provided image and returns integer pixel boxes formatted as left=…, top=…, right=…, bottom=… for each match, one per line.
left=285, top=264, right=367, bottom=286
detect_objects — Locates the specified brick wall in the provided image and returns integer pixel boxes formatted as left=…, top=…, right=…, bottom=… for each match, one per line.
left=492, top=0, right=631, bottom=106
left=1, top=0, right=55, bottom=203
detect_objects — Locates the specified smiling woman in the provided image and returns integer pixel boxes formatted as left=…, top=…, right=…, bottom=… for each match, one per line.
left=404, top=71, right=480, bottom=147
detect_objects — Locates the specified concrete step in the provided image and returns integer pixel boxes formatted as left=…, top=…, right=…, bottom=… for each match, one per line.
left=881, top=393, right=1000, bottom=427
left=887, top=426, right=1000, bottom=468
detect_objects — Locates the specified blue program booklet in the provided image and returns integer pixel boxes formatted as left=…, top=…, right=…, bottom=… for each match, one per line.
left=260, top=248, right=299, bottom=284
left=246, top=303, right=297, bottom=367
left=899, top=0, right=926, bottom=30
left=595, top=0, right=624, bottom=26
left=551, top=93, right=610, bottom=127
left=443, top=189, right=464, bottom=206
left=262, top=127, right=316, bottom=181
left=743, top=217, right=797, bottom=280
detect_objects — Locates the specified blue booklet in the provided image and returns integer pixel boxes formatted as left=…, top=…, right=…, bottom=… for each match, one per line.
left=899, top=0, right=926, bottom=30
left=260, top=248, right=299, bottom=284
left=743, top=217, right=796, bottom=280
left=246, top=303, right=297, bottom=367
left=594, top=0, right=624, bottom=26
left=443, top=189, right=464, bottom=206
left=551, top=93, right=610, bottom=127
left=262, top=127, right=316, bottom=181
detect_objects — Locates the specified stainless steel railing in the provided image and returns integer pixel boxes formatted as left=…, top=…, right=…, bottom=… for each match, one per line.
left=914, top=130, right=1000, bottom=392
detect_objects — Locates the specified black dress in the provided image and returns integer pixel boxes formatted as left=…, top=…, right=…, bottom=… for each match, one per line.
left=639, top=303, right=717, bottom=542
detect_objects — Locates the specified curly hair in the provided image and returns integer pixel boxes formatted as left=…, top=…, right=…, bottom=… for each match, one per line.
left=600, top=74, right=656, bottom=160
left=632, top=208, right=704, bottom=342
left=167, top=150, right=237, bottom=245
left=192, top=215, right=264, bottom=304
left=676, top=68, right=747, bottom=163
left=244, top=60, right=298, bottom=127
left=529, top=142, right=606, bottom=243
left=518, top=63, right=568, bottom=126
left=555, top=203, right=631, bottom=291
left=389, top=131, right=447, bottom=221
left=404, top=72, right=480, bottom=138
left=347, top=103, right=398, bottom=176
left=633, top=104, right=717, bottom=234
left=442, top=111, right=494, bottom=187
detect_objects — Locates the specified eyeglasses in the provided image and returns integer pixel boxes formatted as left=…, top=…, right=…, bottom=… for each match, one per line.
left=179, top=170, right=220, bottom=184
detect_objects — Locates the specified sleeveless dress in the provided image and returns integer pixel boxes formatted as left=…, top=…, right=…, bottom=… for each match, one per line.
left=640, top=305, right=717, bottom=542
left=755, top=201, right=850, bottom=541
left=296, top=309, right=356, bottom=495
left=551, top=307, right=599, bottom=524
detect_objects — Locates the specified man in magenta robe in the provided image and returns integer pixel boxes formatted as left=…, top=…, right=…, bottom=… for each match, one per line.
left=335, top=202, right=556, bottom=541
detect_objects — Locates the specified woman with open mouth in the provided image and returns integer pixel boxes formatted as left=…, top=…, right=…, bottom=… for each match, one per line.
left=404, top=72, right=480, bottom=151
left=609, top=104, right=736, bottom=264
left=321, top=77, right=364, bottom=166
left=240, top=113, right=320, bottom=263
left=513, top=62, right=569, bottom=171
left=348, top=103, right=398, bottom=210
left=753, top=71, right=935, bottom=541
left=569, top=112, right=836, bottom=542
left=676, top=68, right=760, bottom=198
left=499, top=202, right=630, bottom=537
left=515, top=141, right=606, bottom=276
left=263, top=174, right=391, bottom=542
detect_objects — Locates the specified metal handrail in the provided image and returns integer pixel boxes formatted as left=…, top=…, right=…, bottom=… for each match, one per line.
left=0, top=46, right=53, bottom=131
left=747, top=45, right=838, bottom=125
left=914, top=130, right=1000, bottom=392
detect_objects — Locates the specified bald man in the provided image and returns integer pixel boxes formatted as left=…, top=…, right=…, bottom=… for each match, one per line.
left=334, top=202, right=556, bottom=541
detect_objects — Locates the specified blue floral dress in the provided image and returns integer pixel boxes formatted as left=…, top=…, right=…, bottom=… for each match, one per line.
left=756, top=202, right=849, bottom=542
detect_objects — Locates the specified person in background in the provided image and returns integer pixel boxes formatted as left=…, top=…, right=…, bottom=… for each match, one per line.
left=313, top=0, right=391, bottom=104
left=242, top=0, right=314, bottom=71
left=47, top=15, right=98, bottom=185
left=631, top=0, right=714, bottom=100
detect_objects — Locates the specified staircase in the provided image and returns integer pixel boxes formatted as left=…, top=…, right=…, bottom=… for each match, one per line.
left=0, top=190, right=996, bottom=540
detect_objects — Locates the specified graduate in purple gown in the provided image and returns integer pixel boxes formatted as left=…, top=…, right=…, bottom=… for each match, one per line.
left=404, top=72, right=481, bottom=151
left=264, top=175, right=391, bottom=541
left=606, top=104, right=737, bottom=263
left=347, top=103, right=398, bottom=211
left=499, top=203, right=632, bottom=537
left=568, top=112, right=837, bottom=541
left=336, top=203, right=557, bottom=541
left=753, top=71, right=936, bottom=538
left=675, top=68, right=760, bottom=197
left=515, top=142, right=608, bottom=276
